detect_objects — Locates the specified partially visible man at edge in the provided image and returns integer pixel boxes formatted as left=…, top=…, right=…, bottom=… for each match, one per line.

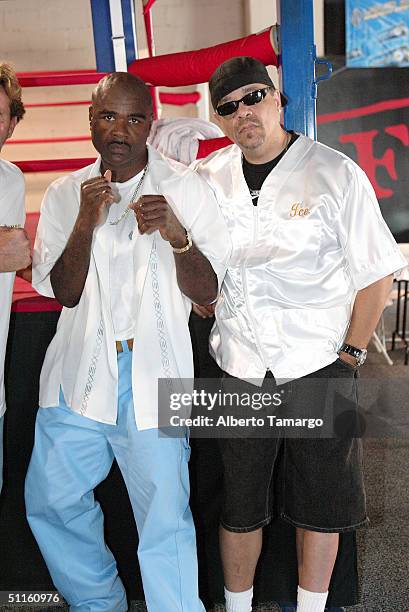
left=193, top=56, right=406, bottom=612
left=25, top=72, right=230, bottom=611
left=0, top=63, right=31, bottom=493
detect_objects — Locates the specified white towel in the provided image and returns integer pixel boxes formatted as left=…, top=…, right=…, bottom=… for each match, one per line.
left=148, top=118, right=223, bottom=165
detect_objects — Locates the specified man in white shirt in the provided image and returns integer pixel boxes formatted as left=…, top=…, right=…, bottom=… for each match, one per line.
left=0, top=63, right=31, bottom=493
left=25, top=72, right=230, bottom=611
left=194, top=56, right=406, bottom=612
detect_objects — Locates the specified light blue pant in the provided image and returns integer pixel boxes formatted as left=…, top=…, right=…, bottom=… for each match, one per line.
left=25, top=345, right=204, bottom=612
left=0, top=414, right=3, bottom=493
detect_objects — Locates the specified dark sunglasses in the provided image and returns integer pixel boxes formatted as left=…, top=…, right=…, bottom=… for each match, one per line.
left=216, top=86, right=273, bottom=117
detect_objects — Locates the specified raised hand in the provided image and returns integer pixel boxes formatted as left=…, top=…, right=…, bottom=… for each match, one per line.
left=130, top=194, right=188, bottom=248
left=130, top=194, right=218, bottom=305
left=79, top=169, right=115, bottom=228
left=50, top=169, right=115, bottom=307
left=0, top=227, right=31, bottom=272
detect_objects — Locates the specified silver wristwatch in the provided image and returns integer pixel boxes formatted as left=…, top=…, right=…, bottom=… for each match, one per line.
left=339, top=343, right=368, bottom=366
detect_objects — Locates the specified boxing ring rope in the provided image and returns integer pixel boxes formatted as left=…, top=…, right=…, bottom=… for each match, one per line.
left=14, top=159, right=96, bottom=174
left=159, top=91, right=200, bottom=105
left=143, top=0, right=157, bottom=14
left=21, top=92, right=200, bottom=112
left=9, top=136, right=92, bottom=145
left=17, top=71, right=106, bottom=88
left=142, top=0, right=159, bottom=117
left=24, top=100, right=90, bottom=109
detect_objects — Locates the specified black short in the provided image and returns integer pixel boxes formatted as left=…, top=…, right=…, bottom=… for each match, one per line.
left=218, top=359, right=369, bottom=533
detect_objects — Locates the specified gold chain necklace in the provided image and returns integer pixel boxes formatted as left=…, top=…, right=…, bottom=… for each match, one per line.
left=108, top=164, right=149, bottom=226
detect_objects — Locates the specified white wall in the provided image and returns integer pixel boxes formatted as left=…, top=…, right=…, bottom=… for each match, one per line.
left=148, top=0, right=244, bottom=53
left=0, top=0, right=96, bottom=70
left=244, top=0, right=324, bottom=56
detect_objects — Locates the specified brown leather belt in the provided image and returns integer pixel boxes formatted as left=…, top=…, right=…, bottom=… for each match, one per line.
left=116, top=339, right=134, bottom=353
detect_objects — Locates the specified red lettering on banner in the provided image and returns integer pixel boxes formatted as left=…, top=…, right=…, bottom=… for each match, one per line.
left=384, top=124, right=409, bottom=146
left=339, top=130, right=396, bottom=199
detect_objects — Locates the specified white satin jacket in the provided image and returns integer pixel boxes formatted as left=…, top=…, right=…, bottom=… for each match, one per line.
left=33, top=145, right=230, bottom=428
left=194, top=135, right=406, bottom=383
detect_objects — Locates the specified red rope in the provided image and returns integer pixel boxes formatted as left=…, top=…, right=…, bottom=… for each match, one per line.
left=143, top=4, right=158, bottom=118
left=24, top=92, right=199, bottom=109
left=17, top=69, right=95, bottom=76
left=7, top=136, right=91, bottom=145
left=144, top=7, right=155, bottom=58
left=25, top=100, right=90, bottom=108
left=197, top=137, right=232, bottom=158
left=160, top=91, right=200, bottom=105
left=17, top=71, right=106, bottom=88
left=143, top=0, right=157, bottom=15
left=13, top=158, right=96, bottom=173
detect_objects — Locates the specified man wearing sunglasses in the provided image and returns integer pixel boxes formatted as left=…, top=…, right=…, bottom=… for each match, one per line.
left=193, top=56, right=405, bottom=612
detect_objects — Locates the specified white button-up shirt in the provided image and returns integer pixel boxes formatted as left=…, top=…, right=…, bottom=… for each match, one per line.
left=33, top=145, right=231, bottom=428
left=0, top=160, right=25, bottom=418
left=194, top=135, right=406, bottom=383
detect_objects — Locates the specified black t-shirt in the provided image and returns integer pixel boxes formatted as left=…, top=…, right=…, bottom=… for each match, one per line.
left=242, top=131, right=299, bottom=205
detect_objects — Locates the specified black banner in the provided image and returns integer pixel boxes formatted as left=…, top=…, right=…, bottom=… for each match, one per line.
left=317, top=62, right=409, bottom=241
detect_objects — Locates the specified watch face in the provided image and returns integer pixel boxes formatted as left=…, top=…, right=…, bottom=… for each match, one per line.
left=357, top=349, right=368, bottom=366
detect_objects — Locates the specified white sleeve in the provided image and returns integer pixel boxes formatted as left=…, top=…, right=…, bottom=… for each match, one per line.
left=171, top=171, right=231, bottom=294
left=0, top=167, right=25, bottom=226
left=32, top=183, right=71, bottom=298
left=336, top=163, right=407, bottom=290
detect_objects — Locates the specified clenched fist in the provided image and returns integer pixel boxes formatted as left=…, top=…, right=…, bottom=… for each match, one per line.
left=0, top=227, right=31, bottom=272
left=79, top=169, right=115, bottom=228
left=130, top=194, right=187, bottom=248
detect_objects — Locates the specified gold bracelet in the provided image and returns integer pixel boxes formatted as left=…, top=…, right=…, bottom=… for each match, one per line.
left=172, top=230, right=193, bottom=254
